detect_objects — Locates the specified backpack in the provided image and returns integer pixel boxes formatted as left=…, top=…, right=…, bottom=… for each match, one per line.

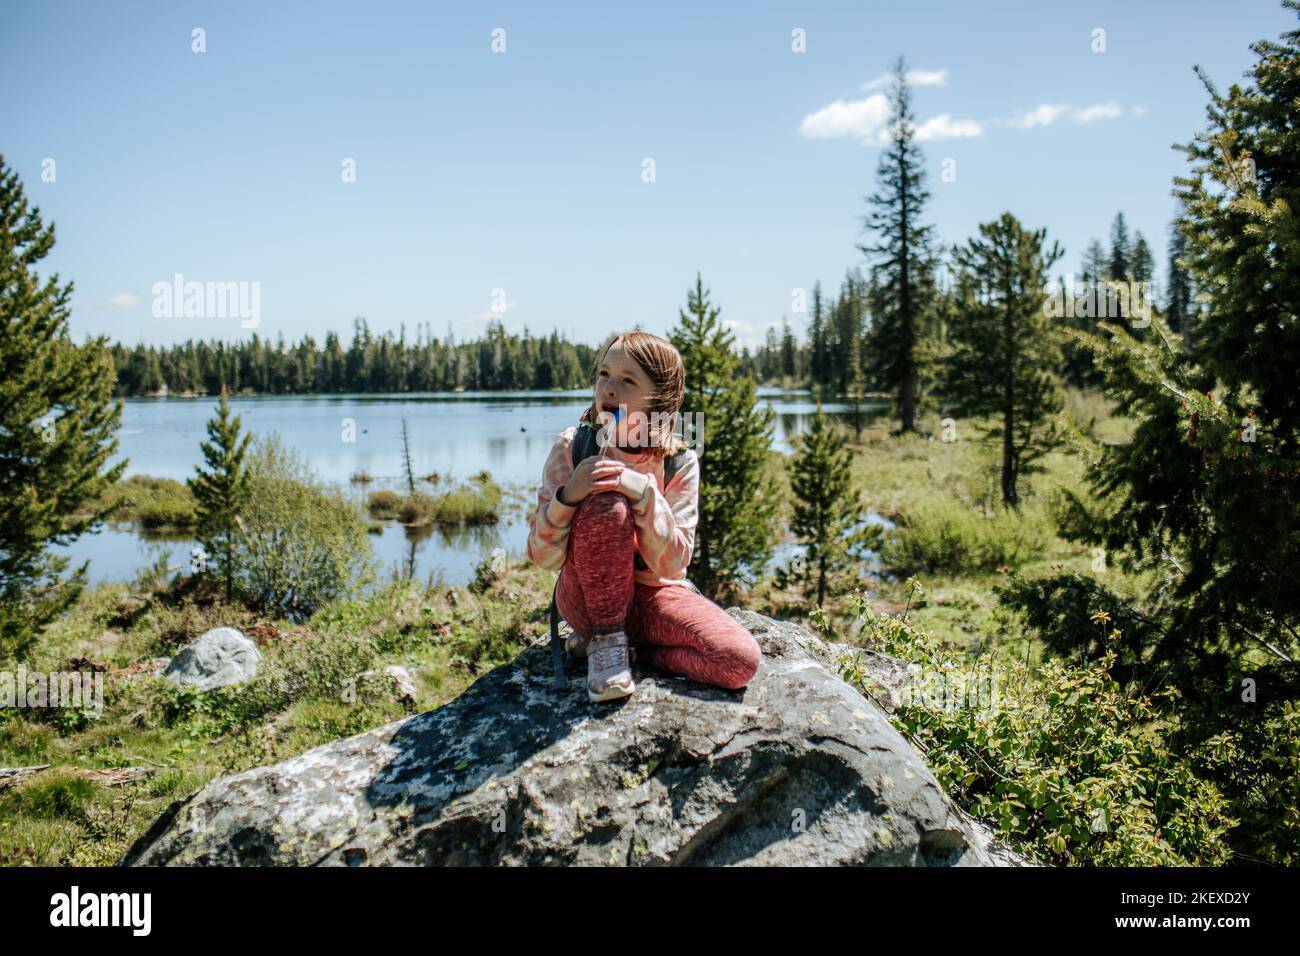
left=547, top=420, right=694, bottom=688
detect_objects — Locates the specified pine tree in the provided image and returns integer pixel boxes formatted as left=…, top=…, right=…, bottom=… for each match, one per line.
left=1059, top=239, right=1110, bottom=388
left=808, top=281, right=828, bottom=387
left=188, top=389, right=252, bottom=601
left=1165, top=220, right=1195, bottom=337
left=1108, top=212, right=1131, bottom=280
left=1081, top=239, right=1107, bottom=284
left=670, top=273, right=780, bottom=598
left=788, top=405, right=860, bottom=606
left=859, top=58, right=937, bottom=433
left=1034, top=5, right=1300, bottom=861
left=845, top=328, right=867, bottom=440
left=780, top=317, right=797, bottom=380
left=1130, top=230, right=1155, bottom=285
left=0, top=156, right=126, bottom=655
left=945, top=212, right=1065, bottom=506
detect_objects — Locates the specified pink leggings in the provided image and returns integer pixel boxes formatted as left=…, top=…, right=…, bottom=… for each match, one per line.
left=555, top=491, right=762, bottom=691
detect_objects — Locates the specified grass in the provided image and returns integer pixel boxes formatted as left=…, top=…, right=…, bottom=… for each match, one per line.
left=91, top=475, right=197, bottom=530
left=0, top=555, right=556, bottom=866
left=368, top=472, right=503, bottom=528
left=752, top=390, right=1149, bottom=659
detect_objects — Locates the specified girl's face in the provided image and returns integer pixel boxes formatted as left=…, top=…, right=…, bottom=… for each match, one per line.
left=594, top=339, right=656, bottom=448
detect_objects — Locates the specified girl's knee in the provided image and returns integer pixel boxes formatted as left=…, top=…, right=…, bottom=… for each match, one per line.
left=717, top=630, right=762, bottom=690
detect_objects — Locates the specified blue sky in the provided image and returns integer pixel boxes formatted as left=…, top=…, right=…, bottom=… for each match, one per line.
left=1, top=0, right=1293, bottom=350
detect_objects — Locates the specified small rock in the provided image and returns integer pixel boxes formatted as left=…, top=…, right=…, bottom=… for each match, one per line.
left=158, top=627, right=261, bottom=691
left=357, top=666, right=420, bottom=705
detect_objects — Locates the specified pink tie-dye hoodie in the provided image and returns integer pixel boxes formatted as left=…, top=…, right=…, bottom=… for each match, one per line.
left=525, top=426, right=700, bottom=587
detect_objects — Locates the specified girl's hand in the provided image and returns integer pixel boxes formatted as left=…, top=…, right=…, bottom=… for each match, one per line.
left=610, top=463, right=651, bottom=502
left=558, top=456, right=625, bottom=505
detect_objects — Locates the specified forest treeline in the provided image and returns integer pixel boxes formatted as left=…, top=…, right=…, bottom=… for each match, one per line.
left=108, top=319, right=600, bottom=396
left=107, top=206, right=1196, bottom=399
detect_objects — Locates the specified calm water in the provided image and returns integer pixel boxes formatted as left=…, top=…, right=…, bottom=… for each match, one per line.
left=55, top=389, right=887, bottom=588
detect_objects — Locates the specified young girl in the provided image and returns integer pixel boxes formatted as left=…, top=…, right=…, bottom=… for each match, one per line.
left=526, top=331, right=762, bottom=702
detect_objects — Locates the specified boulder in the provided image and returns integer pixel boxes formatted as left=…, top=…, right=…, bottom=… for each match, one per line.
left=157, top=627, right=261, bottom=692
left=121, top=609, right=1033, bottom=866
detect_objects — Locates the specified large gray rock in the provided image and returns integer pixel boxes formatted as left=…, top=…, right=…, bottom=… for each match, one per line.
left=157, top=627, right=261, bottom=692
left=121, top=609, right=1034, bottom=867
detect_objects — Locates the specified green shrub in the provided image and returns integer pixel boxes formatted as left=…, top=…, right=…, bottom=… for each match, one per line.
left=393, top=477, right=502, bottom=527
left=882, top=496, right=1051, bottom=575
left=99, top=475, right=196, bottom=529
left=815, top=582, right=1236, bottom=865
left=229, top=434, right=375, bottom=620
left=367, top=489, right=402, bottom=519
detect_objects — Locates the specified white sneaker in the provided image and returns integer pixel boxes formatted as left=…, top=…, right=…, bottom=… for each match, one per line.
left=587, top=630, right=635, bottom=702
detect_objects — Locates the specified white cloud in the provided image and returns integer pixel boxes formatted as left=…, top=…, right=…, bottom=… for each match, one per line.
left=1009, top=103, right=1070, bottom=129
left=1132, top=104, right=1148, bottom=117
left=799, top=93, right=891, bottom=142
left=108, top=292, right=140, bottom=309
left=913, top=114, right=982, bottom=142
left=802, top=67, right=975, bottom=146
left=862, top=68, right=948, bottom=91
left=800, top=93, right=978, bottom=145
left=1004, top=102, right=1125, bottom=129
left=1072, top=101, right=1123, bottom=124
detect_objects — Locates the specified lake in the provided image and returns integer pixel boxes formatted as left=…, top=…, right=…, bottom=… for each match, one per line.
left=55, top=389, right=890, bottom=589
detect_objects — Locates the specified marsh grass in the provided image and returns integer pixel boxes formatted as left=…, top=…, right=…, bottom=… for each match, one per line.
left=92, top=475, right=197, bottom=530
left=379, top=472, right=502, bottom=528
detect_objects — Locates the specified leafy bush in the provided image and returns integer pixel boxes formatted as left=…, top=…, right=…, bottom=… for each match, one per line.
left=815, top=582, right=1236, bottom=865
left=367, top=489, right=401, bottom=519
left=1001, top=569, right=1300, bottom=864
left=229, top=434, right=375, bottom=620
left=99, top=475, right=197, bottom=529
left=882, top=496, right=1051, bottom=575
left=394, top=476, right=502, bottom=527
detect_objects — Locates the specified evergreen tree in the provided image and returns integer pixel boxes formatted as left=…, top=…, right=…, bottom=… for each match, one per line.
left=845, top=327, right=867, bottom=440
left=1130, top=230, right=1155, bottom=285
left=1108, top=211, right=1131, bottom=280
left=808, top=281, right=828, bottom=386
left=670, top=273, right=780, bottom=598
left=944, top=212, right=1065, bottom=506
left=0, top=156, right=126, bottom=656
left=1081, top=239, right=1107, bottom=284
left=788, top=406, right=860, bottom=606
left=1058, top=239, right=1110, bottom=388
left=188, top=389, right=253, bottom=601
left=780, top=317, right=797, bottom=379
left=1027, top=7, right=1300, bottom=862
left=859, top=58, right=937, bottom=433
left=1165, top=219, right=1195, bottom=337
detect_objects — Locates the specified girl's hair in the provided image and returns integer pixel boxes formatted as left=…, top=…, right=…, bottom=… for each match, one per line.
left=579, top=331, right=687, bottom=459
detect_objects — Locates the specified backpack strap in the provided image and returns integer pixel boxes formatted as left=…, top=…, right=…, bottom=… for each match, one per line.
left=570, top=420, right=601, bottom=466
left=568, top=421, right=691, bottom=485
left=548, top=578, right=567, bottom=690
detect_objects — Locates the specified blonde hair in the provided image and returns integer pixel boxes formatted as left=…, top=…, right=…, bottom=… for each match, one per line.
left=579, top=331, right=687, bottom=459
